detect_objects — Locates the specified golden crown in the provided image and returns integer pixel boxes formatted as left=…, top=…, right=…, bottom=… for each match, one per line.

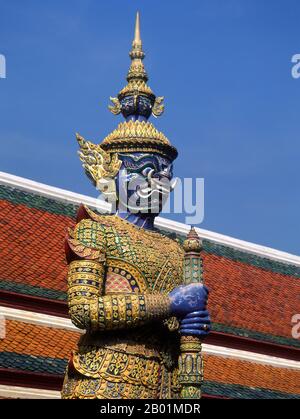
left=100, top=120, right=177, bottom=160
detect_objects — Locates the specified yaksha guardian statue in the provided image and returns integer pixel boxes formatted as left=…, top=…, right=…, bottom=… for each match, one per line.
left=61, top=13, right=210, bottom=399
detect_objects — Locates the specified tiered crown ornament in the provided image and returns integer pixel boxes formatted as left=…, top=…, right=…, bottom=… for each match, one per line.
left=77, top=12, right=178, bottom=188
left=109, top=11, right=164, bottom=120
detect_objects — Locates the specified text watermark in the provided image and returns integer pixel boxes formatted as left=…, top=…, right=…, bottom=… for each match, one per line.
left=291, top=314, right=300, bottom=339
left=0, top=315, right=6, bottom=339
left=291, top=54, right=300, bottom=79
left=95, top=173, right=205, bottom=226
left=0, top=54, right=6, bottom=79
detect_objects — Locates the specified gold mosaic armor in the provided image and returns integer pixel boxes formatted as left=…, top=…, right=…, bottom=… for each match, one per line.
left=61, top=206, right=185, bottom=399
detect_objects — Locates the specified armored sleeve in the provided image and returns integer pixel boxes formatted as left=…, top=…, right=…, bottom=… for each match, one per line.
left=66, top=219, right=171, bottom=331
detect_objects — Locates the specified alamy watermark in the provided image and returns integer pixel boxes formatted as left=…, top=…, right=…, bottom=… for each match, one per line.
left=0, top=315, right=6, bottom=339
left=291, top=314, right=300, bottom=339
left=0, top=54, right=6, bottom=78
left=95, top=172, right=205, bottom=225
left=291, top=54, right=300, bottom=79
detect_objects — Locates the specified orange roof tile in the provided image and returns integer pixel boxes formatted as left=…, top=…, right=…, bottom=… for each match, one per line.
left=204, top=252, right=300, bottom=339
left=0, top=199, right=71, bottom=292
left=204, top=354, right=300, bottom=395
left=0, top=320, right=80, bottom=359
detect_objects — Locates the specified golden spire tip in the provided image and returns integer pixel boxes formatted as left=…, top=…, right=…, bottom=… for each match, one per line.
left=134, top=11, right=141, bottom=45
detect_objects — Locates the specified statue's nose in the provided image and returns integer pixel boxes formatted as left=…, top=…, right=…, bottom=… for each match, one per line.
left=159, top=168, right=172, bottom=179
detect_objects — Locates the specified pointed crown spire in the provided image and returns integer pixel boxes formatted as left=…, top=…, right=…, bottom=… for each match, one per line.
left=134, top=11, right=141, bottom=44
left=127, top=11, right=147, bottom=82
left=132, top=12, right=142, bottom=50
left=109, top=11, right=164, bottom=120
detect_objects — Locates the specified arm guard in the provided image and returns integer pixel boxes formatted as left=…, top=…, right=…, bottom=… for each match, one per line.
left=67, top=259, right=170, bottom=331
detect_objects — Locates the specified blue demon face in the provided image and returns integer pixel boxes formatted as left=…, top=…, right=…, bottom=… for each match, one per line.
left=116, top=152, right=176, bottom=215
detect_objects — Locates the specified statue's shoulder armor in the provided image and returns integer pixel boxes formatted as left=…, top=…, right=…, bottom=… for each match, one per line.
left=65, top=204, right=111, bottom=262
left=158, top=231, right=185, bottom=258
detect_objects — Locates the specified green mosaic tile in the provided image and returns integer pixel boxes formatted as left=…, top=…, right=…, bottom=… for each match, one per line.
left=0, top=351, right=67, bottom=375
left=212, top=322, right=300, bottom=349
left=0, top=279, right=67, bottom=301
left=203, top=380, right=299, bottom=399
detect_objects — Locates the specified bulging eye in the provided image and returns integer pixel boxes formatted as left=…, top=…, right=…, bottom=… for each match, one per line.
left=142, top=167, right=153, bottom=177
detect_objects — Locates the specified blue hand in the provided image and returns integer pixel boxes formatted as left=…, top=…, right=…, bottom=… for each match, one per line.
left=180, top=310, right=211, bottom=337
left=169, top=283, right=209, bottom=318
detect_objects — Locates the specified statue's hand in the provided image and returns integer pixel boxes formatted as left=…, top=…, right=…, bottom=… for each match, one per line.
left=169, top=283, right=209, bottom=318
left=179, top=310, right=211, bottom=337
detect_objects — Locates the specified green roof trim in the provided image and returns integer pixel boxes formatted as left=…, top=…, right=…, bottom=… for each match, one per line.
left=203, top=380, right=299, bottom=399
left=0, top=279, right=67, bottom=301
left=0, top=351, right=67, bottom=375
left=212, top=322, right=300, bottom=349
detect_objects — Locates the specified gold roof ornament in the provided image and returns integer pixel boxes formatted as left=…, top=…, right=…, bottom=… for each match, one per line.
left=77, top=12, right=178, bottom=187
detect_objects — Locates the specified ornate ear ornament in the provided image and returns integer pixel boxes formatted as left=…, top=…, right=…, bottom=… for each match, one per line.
left=108, top=97, right=122, bottom=115
left=76, top=133, right=122, bottom=186
left=152, top=96, right=165, bottom=117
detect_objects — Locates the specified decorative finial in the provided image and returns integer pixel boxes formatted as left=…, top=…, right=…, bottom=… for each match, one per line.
left=128, top=11, right=144, bottom=63
left=128, top=11, right=147, bottom=82
left=109, top=11, right=165, bottom=120
left=183, top=227, right=203, bottom=253
left=134, top=11, right=141, bottom=46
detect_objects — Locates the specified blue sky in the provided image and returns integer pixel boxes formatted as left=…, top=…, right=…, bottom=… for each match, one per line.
left=0, top=0, right=299, bottom=254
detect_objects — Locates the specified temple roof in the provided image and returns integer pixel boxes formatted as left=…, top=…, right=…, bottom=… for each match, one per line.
left=0, top=171, right=299, bottom=398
